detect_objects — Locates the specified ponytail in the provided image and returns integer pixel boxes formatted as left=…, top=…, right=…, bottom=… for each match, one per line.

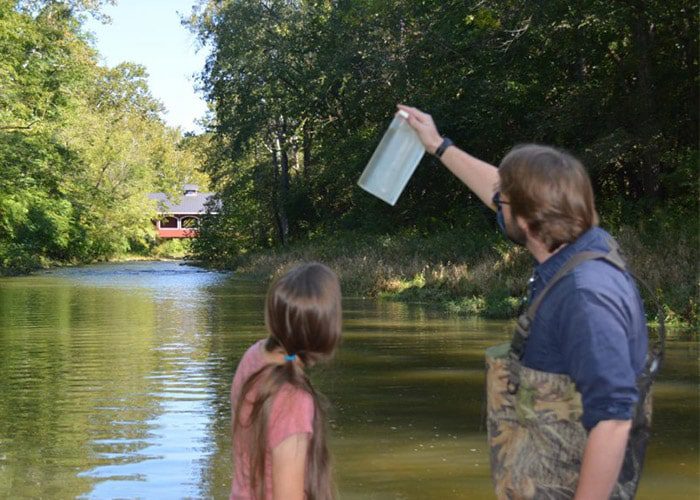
left=305, top=383, right=333, bottom=500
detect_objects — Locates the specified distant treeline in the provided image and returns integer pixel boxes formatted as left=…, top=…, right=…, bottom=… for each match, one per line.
left=1, top=0, right=205, bottom=273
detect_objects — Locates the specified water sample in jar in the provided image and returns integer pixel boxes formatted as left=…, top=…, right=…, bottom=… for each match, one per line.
left=357, top=110, right=426, bottom=206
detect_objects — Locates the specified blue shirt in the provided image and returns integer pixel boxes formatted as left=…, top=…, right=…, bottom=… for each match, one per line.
left=521, top=227, right=648, bottom=430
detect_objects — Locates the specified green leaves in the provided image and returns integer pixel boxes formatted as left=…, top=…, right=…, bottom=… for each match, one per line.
left=0, top=1, right=205, bottom=271
left=187, top=0, right=696, bottom=273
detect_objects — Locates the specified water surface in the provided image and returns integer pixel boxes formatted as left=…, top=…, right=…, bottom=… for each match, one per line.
left=0, top=262, right=696, bottom=498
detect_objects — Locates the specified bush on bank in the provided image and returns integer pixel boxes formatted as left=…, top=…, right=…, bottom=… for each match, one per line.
left=211, top=219, right=697, bottom=332
left=0, top=237, right=192, bottom=277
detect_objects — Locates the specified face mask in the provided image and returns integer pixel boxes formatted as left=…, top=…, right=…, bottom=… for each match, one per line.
left=497, top=206, right=526, bottom=246
left=497, top=209, right=507, bottom=235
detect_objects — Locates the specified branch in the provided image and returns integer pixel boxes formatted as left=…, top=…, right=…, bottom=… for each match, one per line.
left=499, top=16, right=532, bottom=52
left=0, top=119, right=41, bottom=131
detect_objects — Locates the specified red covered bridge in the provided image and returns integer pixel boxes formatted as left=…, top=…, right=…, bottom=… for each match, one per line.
left=148, top=185, right=217, bottom=238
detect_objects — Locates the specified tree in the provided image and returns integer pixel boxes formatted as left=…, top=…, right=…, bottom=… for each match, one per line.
left=0, top=0, right=208, bottom=270
left=190, top=0, right=698, bottom=262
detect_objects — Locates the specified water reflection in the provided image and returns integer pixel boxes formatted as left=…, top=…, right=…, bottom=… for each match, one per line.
left=0, top=262, right=231, bottom=499
left=0, top=263, right=696, bottom=499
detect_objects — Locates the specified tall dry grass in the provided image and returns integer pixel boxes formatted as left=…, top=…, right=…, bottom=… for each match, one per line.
left=232, top=229, right=530, bottom=318
left=226, top=225, right=697, bottom=330
left=615, top=226, right=698, bottom=327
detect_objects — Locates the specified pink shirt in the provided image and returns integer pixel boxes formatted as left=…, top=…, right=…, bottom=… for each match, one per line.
left=230, top=340, right=314, bottom=500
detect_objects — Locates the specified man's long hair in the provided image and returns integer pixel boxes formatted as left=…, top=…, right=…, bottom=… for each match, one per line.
left=499, top=144, right=599, bottom=252
left=234, top=262, right=341, bottom=500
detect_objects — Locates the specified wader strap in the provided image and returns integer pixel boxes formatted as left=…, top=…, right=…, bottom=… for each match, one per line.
left=629, top=271, right=666, bottom=391
left=509, top=250, right=613, bottom=360
left=507, top=237, right=665, bottom=395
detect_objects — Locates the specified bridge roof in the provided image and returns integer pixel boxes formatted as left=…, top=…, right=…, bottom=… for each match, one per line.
left=148, top=191, right=217, bottom=215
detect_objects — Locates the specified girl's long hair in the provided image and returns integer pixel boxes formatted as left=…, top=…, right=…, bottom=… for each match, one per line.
left=234, top=262, right=341, bottom=500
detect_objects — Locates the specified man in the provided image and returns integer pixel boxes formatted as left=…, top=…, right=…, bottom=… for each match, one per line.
left=398, top=105, right=649, bottom=499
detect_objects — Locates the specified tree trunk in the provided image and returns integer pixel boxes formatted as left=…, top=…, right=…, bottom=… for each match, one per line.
left=302, top=121, right=313, bottom=178
left=271, top=128, right=289, bottom=246
left=630, top=3, right=659, bottom=199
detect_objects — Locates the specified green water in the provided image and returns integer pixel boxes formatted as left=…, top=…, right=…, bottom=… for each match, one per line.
left=0, top=261, right=697, bottom=499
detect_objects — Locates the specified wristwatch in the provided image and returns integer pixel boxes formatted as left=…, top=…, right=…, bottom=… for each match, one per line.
left=434, top=137, right=454, bottom=158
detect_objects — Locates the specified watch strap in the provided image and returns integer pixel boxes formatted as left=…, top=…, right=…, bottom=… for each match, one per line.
left=434, top=137, right=454, bottom=158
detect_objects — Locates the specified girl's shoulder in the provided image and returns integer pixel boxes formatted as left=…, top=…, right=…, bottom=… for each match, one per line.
left=268, top=383, right=315, bottom=448
left=245, top=338, right=267, bottom=362
left=235, top=340, right=267, bottom=377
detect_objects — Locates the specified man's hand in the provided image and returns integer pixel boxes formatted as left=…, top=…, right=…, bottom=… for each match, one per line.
left=397, top=104, right=443, bottom=154
left=575, top=419, right=632, bottom=500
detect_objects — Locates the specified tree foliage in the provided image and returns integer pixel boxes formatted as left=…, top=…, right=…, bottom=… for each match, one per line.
left=0, top=0, right=202, bottom=271
left=190, top=0, right=697, bottom=261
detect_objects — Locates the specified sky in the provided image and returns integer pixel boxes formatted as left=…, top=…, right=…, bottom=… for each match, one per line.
left=85, top=0, right=209, bottom=133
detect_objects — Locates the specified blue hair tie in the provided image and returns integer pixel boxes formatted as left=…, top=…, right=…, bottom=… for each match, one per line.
left=284, top=353, right=297, bottom=362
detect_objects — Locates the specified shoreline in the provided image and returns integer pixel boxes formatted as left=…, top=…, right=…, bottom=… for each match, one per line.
left=0, top=254, right=188, bottom=277
left=197, top=227, right=697, bottom=334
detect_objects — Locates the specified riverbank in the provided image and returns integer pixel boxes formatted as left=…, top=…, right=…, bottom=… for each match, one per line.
left=0, top=239, right=191, bottom=277
left=0, top=255, right=187, bottom=278
left=3, top=224, right=694, bottom=332
left=209, top=225, right=697, bottom=332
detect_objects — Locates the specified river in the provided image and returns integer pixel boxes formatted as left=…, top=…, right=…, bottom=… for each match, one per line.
left=0, top=261, right=697, bottom=499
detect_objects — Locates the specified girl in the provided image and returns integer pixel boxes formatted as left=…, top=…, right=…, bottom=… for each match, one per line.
left=230, top=262, right=342, bottom=500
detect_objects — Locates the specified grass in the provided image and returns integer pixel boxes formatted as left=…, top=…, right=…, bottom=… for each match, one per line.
left=217, top=224, right=698, bottom=331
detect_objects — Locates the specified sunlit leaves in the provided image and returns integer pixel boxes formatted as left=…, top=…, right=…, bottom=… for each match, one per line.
left=0, top=0, right=204, bottom=270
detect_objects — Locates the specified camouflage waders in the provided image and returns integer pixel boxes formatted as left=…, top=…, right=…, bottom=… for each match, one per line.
left=486, top=240, right=665, bottom=500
